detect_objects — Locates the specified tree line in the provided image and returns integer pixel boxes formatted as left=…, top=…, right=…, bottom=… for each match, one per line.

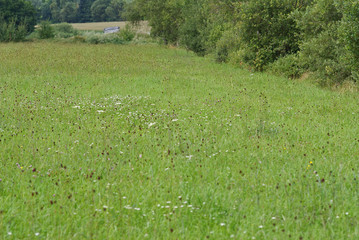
left=127, top=0, right=359, bottom=85
left=28, top=0, right=127, bottom=23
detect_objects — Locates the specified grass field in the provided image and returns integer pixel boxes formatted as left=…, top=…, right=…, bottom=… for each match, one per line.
left=0, top=42, right=358, bottom=239
left=70, top=21, right=150, bottom=34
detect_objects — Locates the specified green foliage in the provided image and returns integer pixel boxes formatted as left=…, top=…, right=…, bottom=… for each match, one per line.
left=237, top=0, right=306, bottom=71
left=340, top=0, right=359, bottom=79
left=53, top=22, right=79, bottom=38
left=38, top=20, right=55, bottom=39
left=60, top=2, right=78, bottom=23
left=90, top=0, right=125, bottom=22
left=122, top=0, right=145, bottom=22
left=91, top=0, right=111, bottom=22
left=77, top=0, right=94, bottom=22
left=28, top=0, right=126, bottom=23
left=179, top=0, right=208, bottom=55
left=292, top=0, right=354, bottom=85
left=0, top=0, right=37, bottom=35
left=126, top=0, right=184, bottom=44
left=50, top=1, right=61, bottom=22
left=268, top=54, right=302, bottom=79
left=118, top=24, right=135, bottom=41
left=298, top=24, right=350, bottom=85
left=0, top=18, right=28, bottom=42
left=214, top=28, right=240, bottom=63
left=293, top=0, right=342, bottom=40
left=105, top=0, right=126, bottom=21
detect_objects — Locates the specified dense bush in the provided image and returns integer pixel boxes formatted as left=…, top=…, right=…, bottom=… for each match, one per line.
left=53, top=22, right=79, bottom=38
left=214, top=28, right=241, bottom=63
left=38, top=21, right=55, bottom=39
left=268, top=54, right=303, bottom=79
left=290, top=0, right=355, bottom=84
left=340, top=0, right=359, bottom=81
left=0, top=0, right=37, bottom=32
left=0, top=18, right=28, bottom=42
left=178, top=0, right=208, bottom=55
left=118, top=25, right=135, bottom=41
left=236, top=0, right=309, bottom=71
left=0, top=0, right=37, bottom=42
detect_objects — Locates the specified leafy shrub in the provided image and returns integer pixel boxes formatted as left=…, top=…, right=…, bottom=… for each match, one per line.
left=119, top=25, right=135, bottom=41
left=0, top=0, right=37, bottom=33
left=215, top=29, right=240, bottom=63
left=13, top=22, right=27, bottom=42
left=38, top=21, right=55, bottom=39
left=53, top=23, right=79, bottom=38
left=294, top=0, right=353, bottom=85
left=178, top=0, right=208, bottom=56
left=237, top=0, right=307, bottom=71
left=339, top=0, right=359, bottom=80
left=269, top=54, right=303, bottom=79
left=298, top=25, right=351, bottom=85
left=293, top=0, right=342, bottom=40
left=0, top=18, right=28, bottom=42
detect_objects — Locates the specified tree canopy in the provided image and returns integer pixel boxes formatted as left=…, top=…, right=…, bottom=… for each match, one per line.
left=27, top=0, right=126, bottom=23
left=0, top=0, right=37, bottom=32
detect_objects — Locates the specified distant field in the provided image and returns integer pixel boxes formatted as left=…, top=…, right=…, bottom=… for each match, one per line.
left=70, top=21, right=150, bottom=34
left=0, top=42, right=358, bottom=239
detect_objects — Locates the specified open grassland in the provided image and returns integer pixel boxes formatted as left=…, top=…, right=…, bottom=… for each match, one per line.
left=0, top=42, right=358, bottom=239
left=70, top=21, right=150, bottom=34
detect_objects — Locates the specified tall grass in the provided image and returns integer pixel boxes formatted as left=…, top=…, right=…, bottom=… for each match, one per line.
left=0, top=42, right=358, bottom=239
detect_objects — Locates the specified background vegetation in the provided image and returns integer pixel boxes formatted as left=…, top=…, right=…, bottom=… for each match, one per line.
left=126, top=0, right=359, bottom=85
left=27, top=0, right=127, bottom=23
left=0, top=0, right=37, bottom=42
left=1, top=0, right=359, bottom=85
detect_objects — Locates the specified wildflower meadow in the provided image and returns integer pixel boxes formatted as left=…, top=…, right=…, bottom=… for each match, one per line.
left=0, top=42, right=358, bottom=239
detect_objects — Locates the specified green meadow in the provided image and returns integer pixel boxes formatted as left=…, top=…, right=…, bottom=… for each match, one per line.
left=0, top=42, right=358, bottom=239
